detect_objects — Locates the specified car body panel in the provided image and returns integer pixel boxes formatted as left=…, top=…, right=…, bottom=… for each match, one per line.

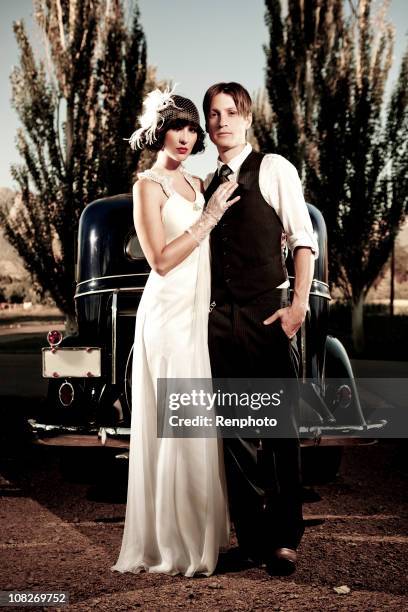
left=29, top=196, right=385, bottom=450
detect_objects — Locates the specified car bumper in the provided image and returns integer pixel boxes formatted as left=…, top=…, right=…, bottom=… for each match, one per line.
left=28, top=420, right=130, bottom=448
left=28, top=419, right=385, bottom=449
left=299, top=419, right=388, bottom=445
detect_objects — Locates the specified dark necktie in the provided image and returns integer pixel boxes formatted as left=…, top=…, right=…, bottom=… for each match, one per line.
left=219, top=164, right=233, bottom=183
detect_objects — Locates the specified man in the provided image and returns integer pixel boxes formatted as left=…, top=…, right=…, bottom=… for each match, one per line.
left=203, top=82, right=318, bottom=575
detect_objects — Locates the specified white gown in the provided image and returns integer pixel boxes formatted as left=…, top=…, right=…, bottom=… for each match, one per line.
left=111, top=167, right=229, bottom=577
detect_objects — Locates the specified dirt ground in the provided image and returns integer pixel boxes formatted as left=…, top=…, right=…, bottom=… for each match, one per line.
left=0, top=435, right=407, bottom=612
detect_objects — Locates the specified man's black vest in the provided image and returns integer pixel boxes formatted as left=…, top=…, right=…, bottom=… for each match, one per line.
left=205, top=150, right=287, bottom=304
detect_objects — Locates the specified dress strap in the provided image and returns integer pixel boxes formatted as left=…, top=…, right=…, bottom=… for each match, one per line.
left=179, top=166, right=199, bottom=197
left=137, top=169, right=174, bottom=199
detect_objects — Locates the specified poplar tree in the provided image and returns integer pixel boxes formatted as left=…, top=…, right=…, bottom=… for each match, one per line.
left=0, top=0, right=146, bottom=331
left=253, top=0, right=408, bottom=352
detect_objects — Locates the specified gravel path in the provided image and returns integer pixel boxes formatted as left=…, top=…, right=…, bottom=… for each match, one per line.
left=0, top=437, right=406, bottom=611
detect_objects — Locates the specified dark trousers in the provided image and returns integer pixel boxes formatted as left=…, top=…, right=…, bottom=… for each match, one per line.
left=208, top=289, right=304, bottom=556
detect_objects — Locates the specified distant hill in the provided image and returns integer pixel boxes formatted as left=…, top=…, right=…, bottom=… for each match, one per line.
left=367, top=218, right=408, bottom=301
left=397, top=218, right=408, bottom=248
left=0, top=187, right=28, bottom=280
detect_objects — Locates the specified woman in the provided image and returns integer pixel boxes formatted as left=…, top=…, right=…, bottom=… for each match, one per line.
left=111, top=87, right=239, bottom=577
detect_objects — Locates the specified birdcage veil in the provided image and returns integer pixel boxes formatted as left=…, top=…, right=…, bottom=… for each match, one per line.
left=126, top=84, right=201, bottom=150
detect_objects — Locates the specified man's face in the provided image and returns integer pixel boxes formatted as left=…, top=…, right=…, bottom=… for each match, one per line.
left=207, top=93, right=252, bottom=152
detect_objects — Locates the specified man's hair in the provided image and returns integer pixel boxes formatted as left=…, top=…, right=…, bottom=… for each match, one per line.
left=203, top=82, right=252, bottom=120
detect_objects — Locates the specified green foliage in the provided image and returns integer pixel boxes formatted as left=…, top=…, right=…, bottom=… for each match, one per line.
left=0, top=274, right=49, bottom=305
left=0, top=0, right=147, bottom=321
left=329, top=301, right=408, bottom=360
left=2, top=281, right=26, bottom=304
left=255, top=0, right=408, bottom=305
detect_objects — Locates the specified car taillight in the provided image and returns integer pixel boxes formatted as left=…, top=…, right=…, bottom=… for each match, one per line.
left=336, top=384, right=352, bottom=409
left=47, top=330, right=63, bottom=347
left=59, top=381, right=74, bottom=407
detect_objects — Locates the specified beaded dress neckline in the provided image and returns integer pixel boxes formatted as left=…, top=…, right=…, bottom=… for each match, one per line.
left=137, top=166, right=202, bottom=210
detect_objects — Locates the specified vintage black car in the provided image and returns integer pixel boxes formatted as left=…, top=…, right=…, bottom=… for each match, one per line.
left=29, top=193, right=385, bottom=481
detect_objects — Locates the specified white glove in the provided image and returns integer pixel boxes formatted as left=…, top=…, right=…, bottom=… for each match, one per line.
left=186, top=181, right=240, bottom=244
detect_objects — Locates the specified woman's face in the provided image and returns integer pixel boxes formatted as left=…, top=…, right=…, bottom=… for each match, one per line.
left=163, top=124, right=198, bottom=161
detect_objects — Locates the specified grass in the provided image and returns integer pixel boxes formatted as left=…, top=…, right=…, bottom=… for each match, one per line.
left=0, top=305, right=64, bottom=326
left=0, top=332, right=50, bottom=354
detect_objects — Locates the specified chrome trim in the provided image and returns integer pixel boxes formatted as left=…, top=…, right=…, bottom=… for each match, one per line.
left=76, top=272, right=149, bottom=287
left=308, top=289, right=331, bottom=300
left=288, top=276, right=330, bottom=290
left=102, top=427, right=131, bottom=437
left=76, top=275, right=327, bottom=290
left=288, top=284, right=331, bottom=301
left=76, top=286, right=330, bottom=301
left=112, top=291, right=118, bottom=385
left=42, top=346, right=101, bottom=351
left=28, top=419, right=98, bottom=434
left=311, top=280, right=330, bottom=290
left=98, top=383, right=107, bottom=405
left=29, top=418, right=385, bottom=439
left=41, top=347, right=102, bottom=378
left=299, top=420, right=387, bottom=434
left=300, top=437, right=378, bottom=447
left=124, top=344, right=134, bottom=412
left=28, top=420, right=131, bottom=437
left=74, top=287, right=144, bottom=298
left=75, top=282, right=329, bottom=301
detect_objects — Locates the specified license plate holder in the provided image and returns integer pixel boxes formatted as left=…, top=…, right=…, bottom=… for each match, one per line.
left=42, top=347, right=102, bottom=378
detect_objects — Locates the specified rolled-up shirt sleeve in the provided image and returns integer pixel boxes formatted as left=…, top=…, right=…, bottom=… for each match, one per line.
left=259, top=154, right=319, bottom=259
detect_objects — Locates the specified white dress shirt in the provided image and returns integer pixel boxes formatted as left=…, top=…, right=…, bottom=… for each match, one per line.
left=204, top=143, right=319, bottom=289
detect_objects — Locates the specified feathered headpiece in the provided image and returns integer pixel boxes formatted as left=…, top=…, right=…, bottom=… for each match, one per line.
left=126, top=84, right=201, bottom=150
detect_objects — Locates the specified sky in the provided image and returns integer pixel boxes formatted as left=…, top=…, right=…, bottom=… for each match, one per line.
left=0, top=0, right=407, bottom=188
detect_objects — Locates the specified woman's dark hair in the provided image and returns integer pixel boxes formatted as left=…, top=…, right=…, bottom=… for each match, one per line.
left=142, top=118, right=205, bottom=154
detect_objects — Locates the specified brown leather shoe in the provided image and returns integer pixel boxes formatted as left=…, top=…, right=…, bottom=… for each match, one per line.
left=266, top=547, right=297, bottom=576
